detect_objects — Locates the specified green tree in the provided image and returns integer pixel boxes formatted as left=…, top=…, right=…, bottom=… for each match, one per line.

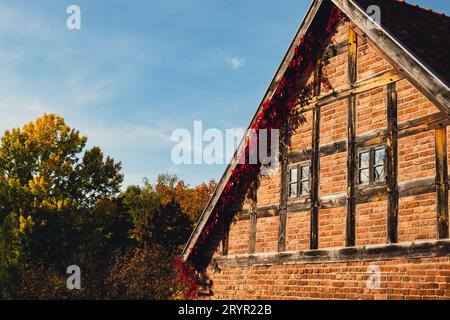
left=0, top=115, right=215, bottom=299
left=0, top=114, right=124, bottom=299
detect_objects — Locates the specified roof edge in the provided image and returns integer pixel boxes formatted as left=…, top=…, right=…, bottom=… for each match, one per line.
left=332, top=0, right=450, bottom=113
left=182, top=0, right=325, bottom=261
left=183, top=0, right=450, bottom=262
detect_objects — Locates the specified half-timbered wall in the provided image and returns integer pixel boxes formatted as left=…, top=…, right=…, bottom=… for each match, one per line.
left=203, top=19, right=450, bottom=300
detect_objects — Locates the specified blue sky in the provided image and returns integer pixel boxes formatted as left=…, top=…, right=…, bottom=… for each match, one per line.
left=0, top=0, right=448, bottom=188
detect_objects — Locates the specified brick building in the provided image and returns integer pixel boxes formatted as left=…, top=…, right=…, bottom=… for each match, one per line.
left=183, top=0, right=450, bottom=300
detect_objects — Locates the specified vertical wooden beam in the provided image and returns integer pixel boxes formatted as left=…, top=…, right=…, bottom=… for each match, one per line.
left=346, top=94, right=357, bottom=247
left=314, top=58, right=322, bottom=96
left=387, top=82, right=399, bottom=243
left=249, top=181, right=258, bottom=254
left=346, top=27, right=358, bottom=247
left=222, top=223, right=229, bottom=256
left=348, top=27, right=358, bottom=84
left=308, top=57, right=323, bottom=250
left=278, top=119, right=288, bottom=252
left=435, top=127, right=449, bottom=239
left=310, top=105, right=321, bottom=250
left=248, top=213, right=257, bottom=254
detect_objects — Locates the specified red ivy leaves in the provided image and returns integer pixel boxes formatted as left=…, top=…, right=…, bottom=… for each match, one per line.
left=174, top=257, right=199, bottom=300
left=180, top=5, right=344, bottom=292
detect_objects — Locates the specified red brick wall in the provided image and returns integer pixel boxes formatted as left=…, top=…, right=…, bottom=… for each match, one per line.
left=227, top=220, right=249, bottom=255
left=356, top=87, right=387, bottom=135
left=320, top=99, right=347, bottom=145
left=322, top=22, right=348, bottom=94
left=289, top=110, right=312, bottom=153
left=204, top=257, right=450, bottom=300
left=286, top=211, right=310, bottom=251
left=319, top=152, right=346, bottom=196
left=357, top=34, right=392, bottom=81
left=200, top=18, right=449, bottom=300
left=255, top=216, right=279, bottom=253
left=397, top=79, right=441, bottom=124
left=319, top=207, right=346, bottom=249
left=257, top=171, right=280, bottom=207
left=398, top=193, right=437, bottom=242
left=356, top=200, right=388, bottom=246
left=398, top=130, right=435, bottom=182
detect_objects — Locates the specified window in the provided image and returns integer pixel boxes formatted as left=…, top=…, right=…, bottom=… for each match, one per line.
left=358, top=146, right=386, bottom=186
left=300, top=165, right=310, bottom=195
left=289, top=164, right=310, bottom=198
left=289, top=168, right=298, bottom=198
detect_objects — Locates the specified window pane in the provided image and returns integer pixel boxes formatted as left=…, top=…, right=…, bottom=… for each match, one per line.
left=374, top=148, right=385, bottom=166
left=300, top=181, right=310, bottom=195
left=374, top=166, right=385, bottom=181
left=301, top=165, right=310, bottom=181
left=290, top=168, right=298, bottom=183
left=359, top=152, right=370, bottom=168
left=359, top=169, right=370, bottom=184
left=289, top=183, right=298, bottom=198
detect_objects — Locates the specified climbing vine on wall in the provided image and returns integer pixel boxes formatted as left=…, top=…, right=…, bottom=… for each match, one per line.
left=177, top=3, right=345, bottom=299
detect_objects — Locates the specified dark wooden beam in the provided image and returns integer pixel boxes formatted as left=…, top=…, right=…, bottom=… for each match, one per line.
left=346, top=94, right=357, bottom=247
left=248, top=213, right=257, bottom=254
left=248, top=182, right=258, bottom=254
left=314, top=58, right=322, bottom=97
left=288, top=113, right=450, bottom=165
left=348, top=27, right=358, bottom=84
left=435, top=126, right=449, bottom=239
left=288, top=140, right=345, bottom=164
left=222, top=223, right=229, bottom=256
left=322, top=40, right=348, bottom=60
left=237, top=176, right=436, bottom=220
left=214, top=240, right=450, bottom=267
left=236, top=205, right=278, bottom=221
left=182, top=0, right=327, bottom=261
left=331, top=0, right=450, bottom=114
left=278, top=117, right=289, bottom=253
left=398, top=113, right=449, bottom=137
left=345, top=27, right=358, bottom=247
left=386, top=82, right=399, bottom=244
left=310, top=105, right=321, bottom=250
left=294, top=69, right=402, bottom=113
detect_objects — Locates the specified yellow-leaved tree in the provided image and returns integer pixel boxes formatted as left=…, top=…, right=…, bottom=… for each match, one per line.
left=0, top=114, right=124, bottom=299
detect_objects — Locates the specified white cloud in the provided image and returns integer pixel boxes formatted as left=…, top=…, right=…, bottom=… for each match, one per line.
left=227, top=57, right=246, bottom=69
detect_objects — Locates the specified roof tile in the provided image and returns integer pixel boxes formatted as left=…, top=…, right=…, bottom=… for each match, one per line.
left=354, top=0, right=450, bottom=85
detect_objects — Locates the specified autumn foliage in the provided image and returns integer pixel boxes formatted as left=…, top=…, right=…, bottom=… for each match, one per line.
left=0, top=114, right=215, bottom=299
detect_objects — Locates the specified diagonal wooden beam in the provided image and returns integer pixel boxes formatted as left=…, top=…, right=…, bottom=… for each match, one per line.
left=294, top=69, right=403, bottom=113
left=182, top=0, right=326, bottom=261
left=331, top=0, right=450, bottom=114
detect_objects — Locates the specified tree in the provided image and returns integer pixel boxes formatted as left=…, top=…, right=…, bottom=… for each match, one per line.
left=0, top=114, right=216, bottom=299
left=104, top=175, right=215, bottom=300
left=106, top=244, right=177, bottom=300
left=155, top=174, right=216, bottom=224
left=0, top=114, right=123, bottom=213
left=121, top=180, right=160, bottom=226
left=0, top=114, right=124, bottom=298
